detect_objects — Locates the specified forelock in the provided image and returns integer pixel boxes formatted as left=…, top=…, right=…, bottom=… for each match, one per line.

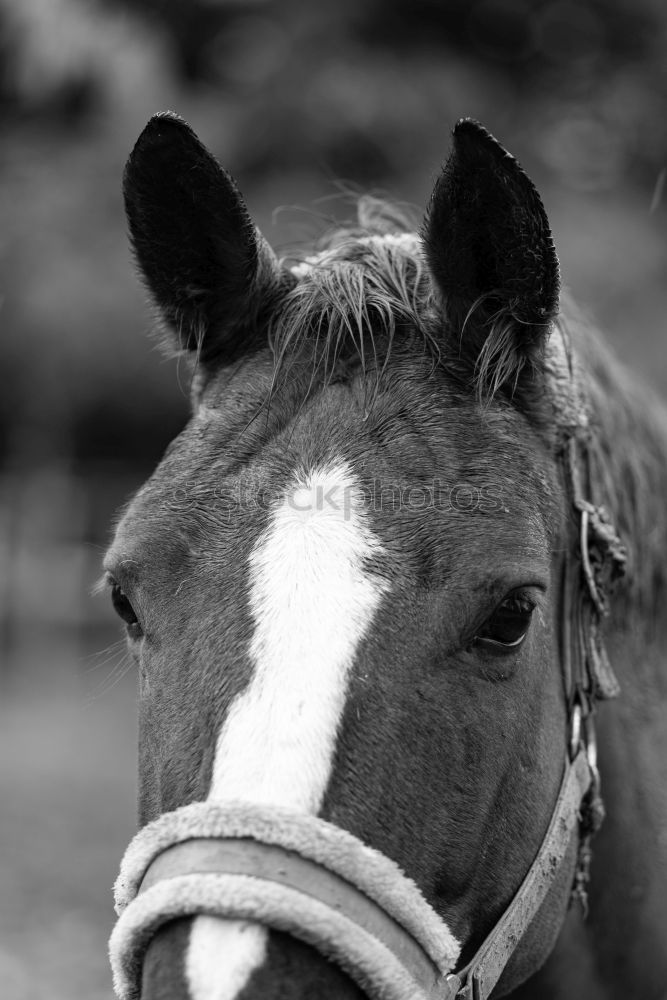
left=268, top=202, right=441, bottom=401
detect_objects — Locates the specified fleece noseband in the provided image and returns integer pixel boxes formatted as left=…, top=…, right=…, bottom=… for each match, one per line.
left=110, top=751, right=590, bottom=1000
left=109, top=333, right=625, bottom=1000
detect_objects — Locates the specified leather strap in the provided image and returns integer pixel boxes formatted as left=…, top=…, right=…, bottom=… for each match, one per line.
left=139, top=837, right=443, bottom=998
left=134, top=750, right=591, bottom=1000
left=445, top=749, right=592, bottom=999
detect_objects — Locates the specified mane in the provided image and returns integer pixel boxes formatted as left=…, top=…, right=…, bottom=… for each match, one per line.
left=558, top=298, right=667, bottom=630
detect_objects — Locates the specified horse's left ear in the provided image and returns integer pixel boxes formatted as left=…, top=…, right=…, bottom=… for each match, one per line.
left=123, top=112, right=289, bottom=366
left=423, top=119, right=560, bottom=402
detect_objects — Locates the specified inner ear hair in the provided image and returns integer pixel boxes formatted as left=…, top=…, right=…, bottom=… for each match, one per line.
left=123, top=112, right=289, bottom=370
left=423, top=119, right=560, bottom=409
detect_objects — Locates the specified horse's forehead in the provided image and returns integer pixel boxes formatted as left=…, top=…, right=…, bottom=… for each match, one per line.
left=106, top=453, right=399, bottom=632
left=108, top=382, right=554, bottom=588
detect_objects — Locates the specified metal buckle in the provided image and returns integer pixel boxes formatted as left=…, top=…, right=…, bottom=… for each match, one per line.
left=582, top=710, right=598, bottom=773
left=569, top=697, right=600, bottom=795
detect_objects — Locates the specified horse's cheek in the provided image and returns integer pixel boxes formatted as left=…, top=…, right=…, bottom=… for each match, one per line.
left=136, top=647, right=201, bottom=822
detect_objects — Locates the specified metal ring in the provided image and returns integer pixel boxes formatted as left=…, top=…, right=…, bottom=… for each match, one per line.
left=569, top=703, right=582, bottom=761
left=582, top=712, right=598, bottom=772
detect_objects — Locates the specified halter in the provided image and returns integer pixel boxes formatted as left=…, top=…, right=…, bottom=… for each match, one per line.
left=109, top=334, right=626, bottom=1000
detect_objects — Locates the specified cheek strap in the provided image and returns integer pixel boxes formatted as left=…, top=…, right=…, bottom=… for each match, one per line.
left=449, top=749, right=591, bottom=998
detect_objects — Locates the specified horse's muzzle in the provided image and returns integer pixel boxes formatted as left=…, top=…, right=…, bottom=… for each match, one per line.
left=110, top=751, right=591, bottom=1000
left=109, top=800, right=461, bottom=1000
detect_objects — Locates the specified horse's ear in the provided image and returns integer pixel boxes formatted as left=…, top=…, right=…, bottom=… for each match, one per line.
left=123, top=112, right=288, bottom=364
left=423, top=119, right=560, bottom=402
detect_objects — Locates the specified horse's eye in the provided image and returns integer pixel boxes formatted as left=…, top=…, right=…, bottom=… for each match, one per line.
left=475, top=593, right=535, bottom=652
left=111, top=583, right=142, bottom=637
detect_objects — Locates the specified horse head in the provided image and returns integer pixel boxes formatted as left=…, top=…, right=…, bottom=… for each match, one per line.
left=105, top=114, right=601, bottom=1000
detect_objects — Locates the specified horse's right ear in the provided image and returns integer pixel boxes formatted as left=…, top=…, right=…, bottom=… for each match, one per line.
left=123, top=112, right=288, bottom=365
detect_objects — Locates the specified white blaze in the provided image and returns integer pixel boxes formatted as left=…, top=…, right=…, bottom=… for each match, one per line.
left=185, top=462, right=389, bottom=1000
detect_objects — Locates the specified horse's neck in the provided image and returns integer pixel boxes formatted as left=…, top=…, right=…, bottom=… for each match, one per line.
left=575, top=316, right=667, bottom=652
left=552, top=311, right=667, bottom=996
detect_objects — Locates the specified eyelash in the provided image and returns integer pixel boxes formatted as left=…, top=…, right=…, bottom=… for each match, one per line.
left=473, top=590, right=536, bottom=654
left=110, top=581, right=143, bottom=640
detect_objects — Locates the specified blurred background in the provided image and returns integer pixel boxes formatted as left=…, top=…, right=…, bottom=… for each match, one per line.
left=1, top=0, right=665, bottom=996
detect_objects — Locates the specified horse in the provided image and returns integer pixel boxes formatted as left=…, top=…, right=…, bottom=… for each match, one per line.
left=104, top=113, right=667, bottom=1000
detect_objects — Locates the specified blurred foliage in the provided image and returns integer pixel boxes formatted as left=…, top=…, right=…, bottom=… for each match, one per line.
left=109, top=0, right=667, bottom=188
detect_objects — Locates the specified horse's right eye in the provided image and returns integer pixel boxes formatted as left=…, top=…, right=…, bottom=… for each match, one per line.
left=111, top=583, right=143, bottom=638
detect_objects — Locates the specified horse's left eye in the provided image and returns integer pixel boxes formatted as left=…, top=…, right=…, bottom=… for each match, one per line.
left=475, top=593, right=535, bottom=652
left=111, top=583, right=142, bottom=637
